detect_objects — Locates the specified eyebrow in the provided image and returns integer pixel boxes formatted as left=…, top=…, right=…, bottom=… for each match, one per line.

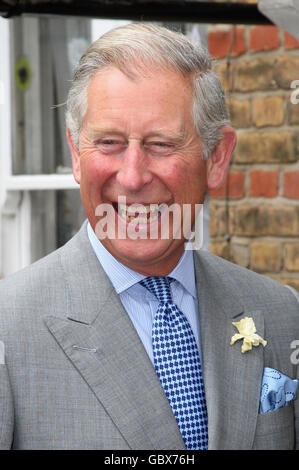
left=87, top=126, right=124, bottom=140
left=146, top=128, right=186, bottom=143
left=87, top=125, right=186, bottom=144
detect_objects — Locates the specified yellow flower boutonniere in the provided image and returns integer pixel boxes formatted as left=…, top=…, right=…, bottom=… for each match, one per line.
left=230, top=316, right=267, bottom=353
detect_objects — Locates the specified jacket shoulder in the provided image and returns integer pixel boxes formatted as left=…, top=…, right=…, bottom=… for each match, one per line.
left=195, top=249, right=299, bottom=309
left=0, top=223, right=89, bottom=327
left=0, top=222, right=88, bottom=293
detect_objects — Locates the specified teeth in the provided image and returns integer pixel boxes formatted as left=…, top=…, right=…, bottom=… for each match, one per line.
left=116, top=203, right=165, bottom=223
left=128, top=205, right=148, bottom=215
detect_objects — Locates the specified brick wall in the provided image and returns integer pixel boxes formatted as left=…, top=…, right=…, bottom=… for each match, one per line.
left=208, top=24, right=299, bottom=291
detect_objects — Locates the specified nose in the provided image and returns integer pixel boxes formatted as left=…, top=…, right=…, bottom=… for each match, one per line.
left=116, top=142, right=153, bottom=192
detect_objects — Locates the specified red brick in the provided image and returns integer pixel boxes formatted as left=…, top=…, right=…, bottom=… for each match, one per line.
left=284, top=32, right=299, bottom=50
left=249, top=26, right=279, bottom=52
left=284, top=171, right=299, bottom=199
left=250, top=170, right=279, bottom=198
left=210, top=171, right=245, bottom=199
left=208, top=27, right=246, bottom=60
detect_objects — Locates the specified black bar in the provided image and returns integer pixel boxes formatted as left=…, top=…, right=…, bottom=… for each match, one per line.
left=0, top=1, right=273, bottom=25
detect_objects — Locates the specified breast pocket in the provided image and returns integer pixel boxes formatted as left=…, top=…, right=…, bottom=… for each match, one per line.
left=252, top=404, right=295, bottom=450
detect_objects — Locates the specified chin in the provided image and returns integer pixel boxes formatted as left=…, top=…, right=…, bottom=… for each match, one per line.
left=104, top=237, right=183, bottom=271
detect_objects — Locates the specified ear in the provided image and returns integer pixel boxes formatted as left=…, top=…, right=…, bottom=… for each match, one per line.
left=66, top=128, right=81, bottom=184
left=207, top=126, right=237, bottom=190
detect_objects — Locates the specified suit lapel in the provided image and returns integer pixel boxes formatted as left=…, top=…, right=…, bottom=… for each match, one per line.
left=44, top=224, right=185, bottom=450
left=194, top=252, right=264, bottom=450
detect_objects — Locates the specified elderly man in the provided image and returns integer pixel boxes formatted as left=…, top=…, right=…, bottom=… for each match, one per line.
left=0, top=23, right=298, bottom=450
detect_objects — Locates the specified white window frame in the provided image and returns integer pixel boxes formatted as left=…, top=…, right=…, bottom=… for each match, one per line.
left=0, top=17, right=78, bottom=278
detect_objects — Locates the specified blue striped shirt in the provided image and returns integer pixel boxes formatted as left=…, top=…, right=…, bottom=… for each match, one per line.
left=87, top=222, right=202, bottom=364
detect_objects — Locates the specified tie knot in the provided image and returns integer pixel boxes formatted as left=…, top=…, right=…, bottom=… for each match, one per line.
left=140, top=276, right=172, bottom=303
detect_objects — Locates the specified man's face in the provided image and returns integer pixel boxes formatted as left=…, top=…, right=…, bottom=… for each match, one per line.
left=69, top=66, right=208, bottom=275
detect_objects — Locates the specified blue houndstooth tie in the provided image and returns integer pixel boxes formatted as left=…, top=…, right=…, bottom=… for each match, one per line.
left=140, top=276, right=208, bottom=450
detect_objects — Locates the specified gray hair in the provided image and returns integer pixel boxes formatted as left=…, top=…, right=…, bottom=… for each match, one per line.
left=66, top=23, right=230, bottom=159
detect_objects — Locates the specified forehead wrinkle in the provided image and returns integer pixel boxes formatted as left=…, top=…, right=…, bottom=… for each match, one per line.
left=86, top=122, right=187, bottom=143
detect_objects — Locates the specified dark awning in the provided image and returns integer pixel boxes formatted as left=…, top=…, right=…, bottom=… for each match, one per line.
left=0, top=0, right=272, bottom=24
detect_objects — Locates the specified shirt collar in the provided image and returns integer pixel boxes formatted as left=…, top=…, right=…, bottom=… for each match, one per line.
left=87, top=222, right=197, bottom=298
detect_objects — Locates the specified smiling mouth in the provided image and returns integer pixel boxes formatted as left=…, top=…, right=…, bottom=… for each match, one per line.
left=112, top=202, right=168, bottom=224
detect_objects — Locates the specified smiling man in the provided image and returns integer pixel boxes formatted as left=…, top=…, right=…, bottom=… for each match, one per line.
left=67, top=63, right=231, bottom=275
left=0, top=23, right=298, bottom=450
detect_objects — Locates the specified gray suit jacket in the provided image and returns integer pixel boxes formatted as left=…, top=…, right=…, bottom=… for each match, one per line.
left=0, top=222, right=298, bottom=450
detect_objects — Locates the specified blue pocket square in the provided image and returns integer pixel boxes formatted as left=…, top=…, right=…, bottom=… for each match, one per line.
left=259, top=367, right=298, bottom=414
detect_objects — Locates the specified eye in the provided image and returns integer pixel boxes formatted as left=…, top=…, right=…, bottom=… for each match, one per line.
left=95, top=139, right=126, bottom=154
left=144, top=141, right=175, bottom=156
